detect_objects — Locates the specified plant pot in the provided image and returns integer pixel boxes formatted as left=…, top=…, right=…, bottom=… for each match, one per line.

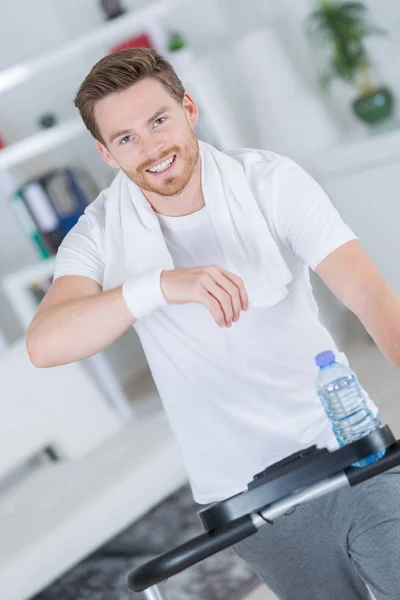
left=352, top=86, right=395, bottom=125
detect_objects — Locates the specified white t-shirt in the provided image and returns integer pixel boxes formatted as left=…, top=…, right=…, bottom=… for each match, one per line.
left=53, top=149, right=378, bottom=504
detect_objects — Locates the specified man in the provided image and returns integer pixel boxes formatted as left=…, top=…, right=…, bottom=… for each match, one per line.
left=27, top=48, right=400, bottom=599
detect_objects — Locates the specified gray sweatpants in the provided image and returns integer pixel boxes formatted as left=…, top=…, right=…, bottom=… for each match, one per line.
left=233, top=464, right=400, bottom=600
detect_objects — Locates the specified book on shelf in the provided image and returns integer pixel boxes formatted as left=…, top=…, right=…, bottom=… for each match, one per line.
left=110, top=31, right=153, bottom=53
left=10, top=166, right=99, bottom=259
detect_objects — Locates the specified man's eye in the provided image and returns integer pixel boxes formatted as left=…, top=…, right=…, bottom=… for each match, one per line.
left=120, top=135, right=132, bottom=144
left=154, top=117, right=166, bottom=127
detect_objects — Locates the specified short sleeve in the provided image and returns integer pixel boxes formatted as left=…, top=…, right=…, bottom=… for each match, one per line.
left=53, top=213, right=105, bottom=285
left=272, top=158, right=357, bottom=270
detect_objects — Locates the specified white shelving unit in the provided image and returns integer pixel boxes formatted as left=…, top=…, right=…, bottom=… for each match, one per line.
left=0, top=118, right=85, bottom=171
left=0, top=0, right=244, bottom=421
left=1, top=258, right=135, bottom=421
left=0, top=0, right=243, bottom=170
left=0, top=0, right=175, bottom=94
left=0, top=0, right=178, bottom=421
left=0, top=0, right=175, bottom=170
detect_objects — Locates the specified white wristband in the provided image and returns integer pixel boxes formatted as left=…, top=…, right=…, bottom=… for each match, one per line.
left=122, top=269, right=168, bottom=321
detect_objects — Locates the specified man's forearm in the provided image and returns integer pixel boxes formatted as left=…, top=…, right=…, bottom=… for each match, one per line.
left=27, top=286, right=136, bottom=368
left=315, top=240, right=400, bottom=369
left=358, top=284, right=400, bottom=369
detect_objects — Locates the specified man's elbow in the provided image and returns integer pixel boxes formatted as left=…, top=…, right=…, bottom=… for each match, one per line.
left=26, top=328, right=53, bottom=369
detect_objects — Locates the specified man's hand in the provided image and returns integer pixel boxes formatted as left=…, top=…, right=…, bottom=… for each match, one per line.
left=161, top=265, right=249, bottom=327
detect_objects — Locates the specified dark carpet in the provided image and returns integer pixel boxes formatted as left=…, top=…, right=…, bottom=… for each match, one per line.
left=33, top=484, right=260, bottom=599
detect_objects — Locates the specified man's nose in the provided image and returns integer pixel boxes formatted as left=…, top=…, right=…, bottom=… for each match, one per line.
left=140, top=132, right=165, bottom=162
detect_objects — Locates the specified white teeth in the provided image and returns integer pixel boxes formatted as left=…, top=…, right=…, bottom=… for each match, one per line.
left=148, top=156, right=174, bottom=173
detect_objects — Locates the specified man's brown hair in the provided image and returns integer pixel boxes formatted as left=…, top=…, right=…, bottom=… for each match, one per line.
left=74, top=48, right=186, bottom=145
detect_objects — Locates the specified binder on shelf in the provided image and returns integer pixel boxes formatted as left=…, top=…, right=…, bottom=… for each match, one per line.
left=41, top=170, right=76, bottom=217
left=12, top=166, right=100, bottom=257
left=64, top=167, right=92, bottom=212
left=9, top=192, right=51, bottom=259
left=0, top=170, right=50, bottom=259
left=19, top=181, right=62, bottom=254
left=77, top=167, right=101, bottom=202
left=40, top=169, right=85, bottom=236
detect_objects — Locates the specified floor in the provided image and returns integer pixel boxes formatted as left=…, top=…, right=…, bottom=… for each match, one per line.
left=242, top=311, right=400, bottom=600
left=33, top=480, right=259, bottom=600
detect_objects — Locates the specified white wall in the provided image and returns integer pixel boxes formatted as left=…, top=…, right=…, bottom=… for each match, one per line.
left=0, top=0, right=399, bottom=379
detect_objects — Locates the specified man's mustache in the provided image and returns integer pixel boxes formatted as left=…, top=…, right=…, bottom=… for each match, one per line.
left=139, top=146, right=181, bottom=171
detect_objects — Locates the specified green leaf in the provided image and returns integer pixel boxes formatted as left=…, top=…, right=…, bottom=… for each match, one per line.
left=338, top=2, right=367, bottom=17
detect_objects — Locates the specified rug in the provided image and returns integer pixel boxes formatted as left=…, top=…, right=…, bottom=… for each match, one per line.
left=33, top=484, right=260, bottom=600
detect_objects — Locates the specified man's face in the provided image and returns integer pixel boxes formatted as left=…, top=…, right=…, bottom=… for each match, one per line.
left=94, top=77, right=200, bottom=197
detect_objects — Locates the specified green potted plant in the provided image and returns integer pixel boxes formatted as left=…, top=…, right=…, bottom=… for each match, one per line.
left=305, top=0, right=395, bottom=125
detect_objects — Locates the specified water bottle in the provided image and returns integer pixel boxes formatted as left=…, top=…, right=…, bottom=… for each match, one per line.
left=315, top=350, right=386, bottom=468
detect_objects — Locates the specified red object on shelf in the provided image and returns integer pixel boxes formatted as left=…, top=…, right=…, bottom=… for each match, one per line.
left=0, top=134, right=6, bottom=150
left=110, top=32, right=153, bottom=54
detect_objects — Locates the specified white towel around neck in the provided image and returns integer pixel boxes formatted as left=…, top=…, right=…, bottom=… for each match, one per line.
left=102, top=141, right=292, bottom=308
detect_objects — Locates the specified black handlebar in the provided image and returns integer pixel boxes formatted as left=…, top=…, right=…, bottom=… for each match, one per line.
left=127, top=515, right=257, bottom=592
left=127, top=438, right=400, bottom=593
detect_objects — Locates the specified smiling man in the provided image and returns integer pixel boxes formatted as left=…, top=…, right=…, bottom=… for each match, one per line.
left=26, top=48, right=400, bottom=599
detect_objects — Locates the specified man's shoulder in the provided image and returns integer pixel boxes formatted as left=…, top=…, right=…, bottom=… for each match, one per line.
left=224, top=146, right=291, bottom=181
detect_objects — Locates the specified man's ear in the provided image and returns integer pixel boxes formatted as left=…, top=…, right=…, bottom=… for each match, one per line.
left=182, top=92, right=199, bottom=129
left=96, top=140, right=119, bottom=168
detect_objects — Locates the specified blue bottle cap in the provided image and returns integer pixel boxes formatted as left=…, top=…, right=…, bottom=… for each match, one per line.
left=315, top=350, right=336, bottom=367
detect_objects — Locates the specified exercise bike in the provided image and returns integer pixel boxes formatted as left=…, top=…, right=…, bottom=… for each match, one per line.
left=127, top=425, right=400, bottom=599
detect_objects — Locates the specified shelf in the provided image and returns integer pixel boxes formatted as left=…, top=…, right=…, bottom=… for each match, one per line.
left=0, top=118, right=86, bottom=171
left=1, top=257, right=56, bottom=329
left=0, top=0, right=174, bottom=95
left=311, top=124, right=400, bottom=178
